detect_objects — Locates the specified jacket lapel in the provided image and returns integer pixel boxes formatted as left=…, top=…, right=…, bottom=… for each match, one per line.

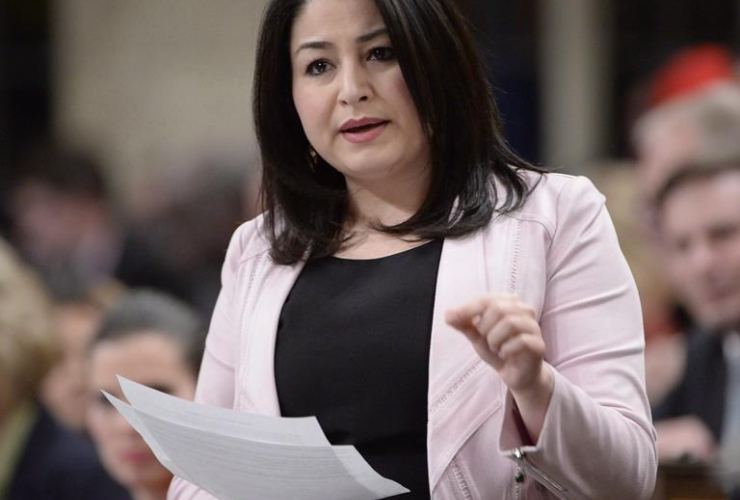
left=241, top=260, right=305, bottom=416
left=427, top=226, right=512, bottom=489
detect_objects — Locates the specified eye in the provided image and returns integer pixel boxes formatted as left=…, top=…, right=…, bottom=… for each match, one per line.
left=709, top=222, right=740, bottom=244
left=306, top=59, right=333, bottom=76
left=368, top=46, right=395, bottom=62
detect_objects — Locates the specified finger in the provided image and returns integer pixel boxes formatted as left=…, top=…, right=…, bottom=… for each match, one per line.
left=467, top=333, right=504, bottom=370
left=445, top=296, right=492, bottom=329
left=475, top=298, right=528, bottom=335
left=498, top=332, right=545, bottom=361
left=483, top=315, right=541, bottom=355
left=445, top=294, right=523, bottom=326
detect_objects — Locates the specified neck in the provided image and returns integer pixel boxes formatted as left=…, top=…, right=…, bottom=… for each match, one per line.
left=345, top=167, right=431, bottom=230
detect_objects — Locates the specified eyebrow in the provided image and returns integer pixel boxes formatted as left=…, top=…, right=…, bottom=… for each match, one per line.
left=294, top=27, right=389, bottom=55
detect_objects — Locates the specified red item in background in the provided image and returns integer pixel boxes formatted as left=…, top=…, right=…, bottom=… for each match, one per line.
left=650, top=44, right=736, bottom=108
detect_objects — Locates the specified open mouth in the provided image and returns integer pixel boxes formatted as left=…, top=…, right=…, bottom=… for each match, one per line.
left=340, top=120, right=390, bottom=143
left=342, top=121, right=388, bottom=133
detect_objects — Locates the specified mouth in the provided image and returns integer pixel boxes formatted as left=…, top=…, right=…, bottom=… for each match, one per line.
left=340, top=119, right=390, bottom=143
left=121, top=449, right=153, bottom=464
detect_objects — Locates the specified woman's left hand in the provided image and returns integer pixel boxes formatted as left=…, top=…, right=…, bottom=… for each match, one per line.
left=445, top=294, right=554, bottom=400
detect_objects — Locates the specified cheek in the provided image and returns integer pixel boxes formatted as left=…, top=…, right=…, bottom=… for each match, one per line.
left=671, top=258, right=692, bottom=283
left=729, top=243, right=740, bottom=274
left=170, top=376, right=197, bottom=401
left=86, top=409, right=114, bottom=452
left=390, top=72, right=418, bottom=117
left=293, top=86, right=328, bottom=139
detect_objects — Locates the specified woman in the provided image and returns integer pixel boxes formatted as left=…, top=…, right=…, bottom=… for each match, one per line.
left=87, top=290, right=205, bottom=500
left=169, top=0, right=657, bottom=498
left=0, top=238, right=129, bottom=500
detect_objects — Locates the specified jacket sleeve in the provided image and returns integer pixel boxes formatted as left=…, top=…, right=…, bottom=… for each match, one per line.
left=498, top=175, right=658, bottom=500
left=167, top=223, right=249, bottom=500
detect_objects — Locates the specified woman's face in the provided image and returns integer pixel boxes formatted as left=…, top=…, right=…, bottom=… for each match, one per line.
left=86, top=332, right=196, bottom=493
left=40, top=302, right=102, bottom=431
left=290, top=0, right=430, bottom=189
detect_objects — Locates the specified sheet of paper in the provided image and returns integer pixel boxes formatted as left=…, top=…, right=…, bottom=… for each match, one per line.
left=103, top=392, right=192, bottom=481
left=117, top=375, right=329, bottom=446
left=109, top=377, right=410, bottom=500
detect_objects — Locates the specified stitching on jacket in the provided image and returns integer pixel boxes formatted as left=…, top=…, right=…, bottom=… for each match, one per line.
left=509, top=219, right=522, bottom=294
left=239, top=391, right=258, bottom=412
left=246, top=253, right=263, bottom=306
left=429, top=359, right=484, bottom=415
left=237, top=252, right=264, bottom=410
left=450, top=458, right=474, bottom=500
left=239, top=252, right=263, bottom=357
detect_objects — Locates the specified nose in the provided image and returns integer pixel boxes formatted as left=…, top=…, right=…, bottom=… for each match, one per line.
left=101, top=404, right=138, bottom=438
left=338, top=62, right=371, bottom=106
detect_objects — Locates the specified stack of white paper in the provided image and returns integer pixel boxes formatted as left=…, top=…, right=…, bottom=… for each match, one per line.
left=106, top=376, right=409, bottom=500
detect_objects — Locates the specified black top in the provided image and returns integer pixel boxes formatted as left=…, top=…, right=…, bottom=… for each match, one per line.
left=275, top=239, right=443, bottom=499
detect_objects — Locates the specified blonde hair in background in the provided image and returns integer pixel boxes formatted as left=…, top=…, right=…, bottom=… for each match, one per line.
left=0, top=238, right=59, bottom=415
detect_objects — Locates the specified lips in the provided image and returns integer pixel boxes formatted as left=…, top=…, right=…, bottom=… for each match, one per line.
left=340, top=117, right=389, bottom=144
left=121, top=449, right=153, bottom=464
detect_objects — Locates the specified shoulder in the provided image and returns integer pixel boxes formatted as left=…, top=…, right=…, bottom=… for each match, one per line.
left=501, top=170, right=606, bottom=238
left=13, top=407, right=129, bottom=499
left=224, top=213, right=273, bottom=267
left=23, top=407, right=99, bottom=471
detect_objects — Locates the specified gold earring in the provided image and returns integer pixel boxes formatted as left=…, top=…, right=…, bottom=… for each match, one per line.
left=309, top=147, right=318, bottom=172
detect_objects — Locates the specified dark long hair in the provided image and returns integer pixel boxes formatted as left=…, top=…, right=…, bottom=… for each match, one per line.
left=253, top=0, right=543, bottom=265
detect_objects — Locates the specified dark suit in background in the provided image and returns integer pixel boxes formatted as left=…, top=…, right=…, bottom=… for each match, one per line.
left=5, top=404, right=130, bottom=500
left=652, top=329, right=727, bottom=442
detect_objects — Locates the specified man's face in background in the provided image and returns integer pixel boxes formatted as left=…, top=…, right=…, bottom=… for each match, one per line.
left=659, top=169, right=740, bottom=332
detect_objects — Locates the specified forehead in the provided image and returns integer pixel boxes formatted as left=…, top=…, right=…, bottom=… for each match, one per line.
left=89, top=333, right=188, bottom=384
left=291, top=0, right=384, bottom=47
left=661, top=171, right=740, bottom=233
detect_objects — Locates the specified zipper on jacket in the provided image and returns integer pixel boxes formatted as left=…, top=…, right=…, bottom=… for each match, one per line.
left=450, top=458, right=474, bottom=500
left=514, top=466, right=524, bottom=500
left=512, top=448, right=569, bottom=498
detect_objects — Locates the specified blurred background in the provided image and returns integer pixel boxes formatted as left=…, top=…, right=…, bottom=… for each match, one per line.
left=2, top=0, right=738, bottom=209
left=1, top=1, right=740, bottom=498
left=4, top=0, right=738, bottom=318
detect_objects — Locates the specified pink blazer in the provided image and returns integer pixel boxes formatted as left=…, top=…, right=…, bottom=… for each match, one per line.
left=168, top=172, right=657, bottom=500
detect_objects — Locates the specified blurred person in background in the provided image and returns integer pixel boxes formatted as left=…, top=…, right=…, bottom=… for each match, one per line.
left=39, top=282, right=125, bottom=432
left=631, top=47, right=740, bottom=499
left=135, top=159, right=258, bottom=316
left=650, top=160, right=740, bottom=500
left=7, top=142, right=187, bottom=301
left=86, top=289, right=205, bottom=500
left=589, top=162, right=685, bottom=404
left=632, top=44, right=740, bottom=217
left=0, top=237, right=129, bottom=500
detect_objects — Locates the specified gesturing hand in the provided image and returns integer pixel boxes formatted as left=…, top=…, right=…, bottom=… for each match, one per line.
left=445, top=294, right=551, bottom=395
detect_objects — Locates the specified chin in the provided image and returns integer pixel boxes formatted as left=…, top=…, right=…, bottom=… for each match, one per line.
left=122, top=467, right=172, bottom=491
